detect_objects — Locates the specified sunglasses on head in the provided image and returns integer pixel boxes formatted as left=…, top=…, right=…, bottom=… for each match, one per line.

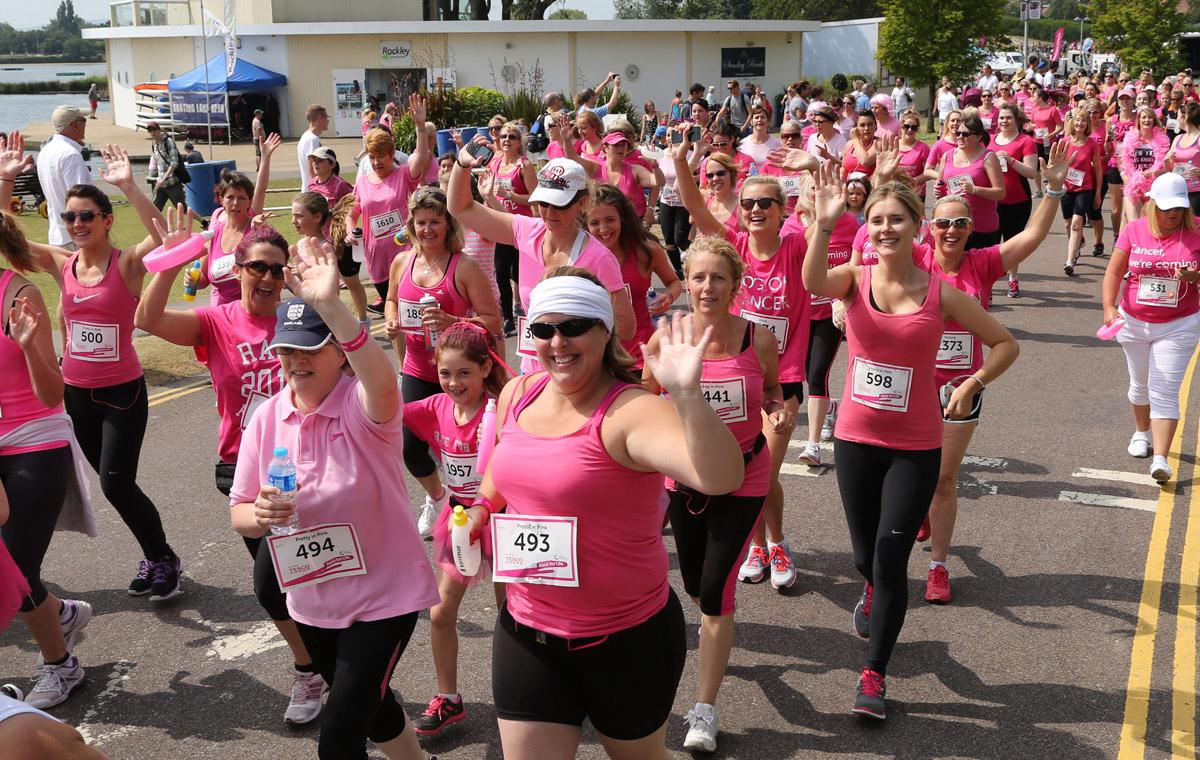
left=932, top=216, right=971, bottom=229
left=59, top=210, right=104, bottom=223
left=529, top=317, right=602, bottom=340
left=706, top=169, right=729, bottom=179
left=240, top=260, right=288, bottom=278
left=739, top=197, right=781, bottom=211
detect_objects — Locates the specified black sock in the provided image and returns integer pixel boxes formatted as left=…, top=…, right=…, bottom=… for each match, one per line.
left=294, top=662, right=317, bottom=674
left=47, top=653, right=70, bottom=667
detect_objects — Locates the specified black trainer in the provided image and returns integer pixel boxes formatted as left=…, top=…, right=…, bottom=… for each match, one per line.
left=503, top=319, right=516, bottom=338
left=149, top=555, right=182, bottom=602
left=1092, top=243, right=1105, bottom=257
left=128, top=559, right=154, bottom=596
left=413, top=694, right=466, bottom=736
left=851, top=668, right=887, bottom=719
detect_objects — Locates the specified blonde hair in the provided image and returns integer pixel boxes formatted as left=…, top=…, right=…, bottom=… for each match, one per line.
left=706, top=152, right=738, bottom=179
left=740, top=175, right=785, bottom=206
left=1067, top=107, right=1092, bottom=139
left=932, top=193, right=973, bottom=218
left=864, top=181, right=924, bottom=225
left=407, top=188, right=465, bottom=255
left=365, top=128, right=395, bottom=156
left=0, top=211, right=34, bottom=272
left=684, top=236, right=745, bottom=296
left=574, top=110, right=604, bottom=136
left=488, top=115, right=508, bottom=128
left=1146, top=199, right=1197, bottom=237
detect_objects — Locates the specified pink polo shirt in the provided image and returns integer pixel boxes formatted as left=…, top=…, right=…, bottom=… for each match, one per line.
left=230, top=375, right=440, bottom=628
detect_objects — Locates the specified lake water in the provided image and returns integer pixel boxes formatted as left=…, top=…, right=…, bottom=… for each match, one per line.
left=0, top=93, right=108, bottom=134
left=0, top=62, right=106, bottom=84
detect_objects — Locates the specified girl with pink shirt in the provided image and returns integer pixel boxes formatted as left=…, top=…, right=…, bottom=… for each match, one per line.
left=196, top=134, right=279, bottom=306
left=896, top=111, right=932, bottom=198
left=870, top=93, right=900, bottom=138
left=22, top=146, right=183, bottom=603
left=1108, top=90, right=1138, bottom=237
left=291, top=191, right=367, bottom=322
left=1028, top=85, right=1064, bottom=158
left=928, top=114, right=1005, bottom=248
left=231, top=250, right=439, bottom=760
left=573, top=109, right=605, bottom=164
left=926, top=111, right=963, bottom=200
left=1165, top=101, right=1200, bottom=214
left=135, top=219, right=327, bottom=726
left=457, top=271, right=743, bottom=758
left=977, top=91, right=1000, bottom=134
left=1061, top=109, right=1106, bottom=276
left=1118, top=106, right=1170, bottom=223
left=640, top=238, right=787, bottom=753
left=699, top=151, right=741, bottom=233
left=674, top=127, right=809, bottom=592
left=840, top=110, right=879, bottom=179
left=1103, top=173, right=1200, bottom=483
left=569, top=131, right=659, bottom=222
left=586, top=184, right=682, bottom=368
left=407, top=323, right=510, bottom=738
left=803, top=171, right=1018, bottom=720
left=383, top=188, right=501, bottom=537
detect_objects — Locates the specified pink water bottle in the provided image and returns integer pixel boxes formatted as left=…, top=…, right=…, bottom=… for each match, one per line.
left=1096, top=317, right=1125, bottom=341
left=143, top=230, right=216, bottom=272
left=475, top=399, right=498, bottom=473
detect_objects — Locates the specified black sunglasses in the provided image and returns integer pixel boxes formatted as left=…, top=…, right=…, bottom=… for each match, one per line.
left=781, top=132, right=803, bottom=139
left=240, top=260, right=288, bottom=277
left=534, top=200, right=572, bottom=211
left=711, top=141, right=732, bottom=149
left=739, top=197, right=781, bottom=211
left=706, top=170, right=729, bottom=179
left=60, top=210, right=105, bottom=223
left=529, top=317, right=602, bottom=340
left=810, top=118, right=828, bottom=125
left=932, top=216, right=971, bottom=229
left=955, top=131, right=977, bottom=138
left=902, top=124, right=919, bottom=131
left=273, top=344, right=330, bottom=356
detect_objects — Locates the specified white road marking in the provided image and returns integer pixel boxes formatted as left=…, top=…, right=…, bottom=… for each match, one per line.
left=205, top=621, right=289, bottom=661
left=962, top=455, right=1008, bottom=469
left=1058, top=490, right=1158, bottom=513
left=76, top=659, right=135, bottom=746
left=779, top=462, right=824, bottom=477
left=1071, top=467, right=1154, bottom=486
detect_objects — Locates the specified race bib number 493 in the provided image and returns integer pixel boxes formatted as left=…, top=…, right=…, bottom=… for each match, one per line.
left=491, top=514, right=579, bottom=587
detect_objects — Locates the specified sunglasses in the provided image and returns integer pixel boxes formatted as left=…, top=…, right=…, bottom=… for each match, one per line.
left=955, top=131, right=977, bottom=138
left=932, top=216, right=971, bottom=229
left=489, top=126, right=502, bottom=132
left=781, top=132, right=803, bottom=139
left=739, top=197, right=781, bottom=211
left=498, top=133, right=520, bottom=141
left=273, top=344, right=330, bottom=357
left=529, top=317, right=602, bottom=340
left=534, top=200, right=573, bottom=211
left=982, top=94, right=994, bottom=98
left=59, top=210, right=105, bottom=223
left=711, top=141, right=732, bottom=149
left=240, top=260, right=288, bottom=277
left=810, top=118, right=828, bottom=125
left=706, top=169, right=729, bottom=179
left=902, top=124, right=919, bottom=131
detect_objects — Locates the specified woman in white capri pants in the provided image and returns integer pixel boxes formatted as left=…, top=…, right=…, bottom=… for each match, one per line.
left=1102, top=172, right=1200, bottom=483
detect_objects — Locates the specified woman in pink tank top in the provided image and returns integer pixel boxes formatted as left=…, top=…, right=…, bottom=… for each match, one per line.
left=384, top=187, right=500, bottom=537
left=803, top=170, right=1018, bottom=720
left=586, top=185, right=682, bottom=368
left=931, top=114, right=1005, bottom=248
left=1166, top=101, right=1200, bottom=213
left=569, top=131, right=658, bottom=220
left=641, top=237, right=787, bottom=750
left=487, top=123, right=537, bottom=217
left=459, top=271, right=743, bottom=757
left=672, top=126, right=808, bottom=594
left=21, top=146, right=183, bottom=603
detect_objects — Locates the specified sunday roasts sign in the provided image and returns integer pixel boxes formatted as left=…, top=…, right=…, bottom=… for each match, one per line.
left=721, top=47, right=766, bottom=79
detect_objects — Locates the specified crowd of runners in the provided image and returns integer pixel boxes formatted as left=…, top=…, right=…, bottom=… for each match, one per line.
left=1, top=60, right=1199, bottom=759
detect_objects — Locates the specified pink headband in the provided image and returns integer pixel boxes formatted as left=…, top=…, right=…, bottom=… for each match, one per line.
left=442, top=321, right=516, bottom=378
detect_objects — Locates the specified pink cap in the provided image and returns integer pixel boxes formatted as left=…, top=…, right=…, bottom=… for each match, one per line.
left=601, top=131, right=630, bottom=146
left=1119, top=86, right=1136, bottom=98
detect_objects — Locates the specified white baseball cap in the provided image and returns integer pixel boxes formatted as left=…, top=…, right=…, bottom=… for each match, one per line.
left=529, top=158, right=588, bottom=207
left=1148, top=172, right=1190, bottom=211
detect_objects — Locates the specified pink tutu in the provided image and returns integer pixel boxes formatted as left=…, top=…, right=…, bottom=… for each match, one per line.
left=0, top=541, right=30, bottom=631
left=431, top=503, right=494, bottom=587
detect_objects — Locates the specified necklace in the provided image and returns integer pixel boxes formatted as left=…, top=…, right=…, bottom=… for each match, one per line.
left=420, top=253, right=446, bottom=277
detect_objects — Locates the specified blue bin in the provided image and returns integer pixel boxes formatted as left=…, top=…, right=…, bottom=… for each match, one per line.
left=459, top=127, right=482, bottom=145
left=436, top=129, right=457, bottom=157
left=183, top=160, right=237, bottom=218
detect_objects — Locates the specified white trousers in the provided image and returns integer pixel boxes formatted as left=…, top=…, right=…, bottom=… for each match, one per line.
left=1117, top=311, right=1200, bottom=420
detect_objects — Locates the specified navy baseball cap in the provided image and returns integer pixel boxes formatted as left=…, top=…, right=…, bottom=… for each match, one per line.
left=268, top=299, right=333, bottom=351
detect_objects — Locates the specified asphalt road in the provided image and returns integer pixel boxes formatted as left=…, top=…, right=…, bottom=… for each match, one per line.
left=2, top=227, right=1197, bottom=759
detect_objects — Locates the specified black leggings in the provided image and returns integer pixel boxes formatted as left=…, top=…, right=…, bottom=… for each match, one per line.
left=400, top=373, right=440, bottom=478
left=64, top=377, right=173, bottom=561
left=805, top=317, right=843, bottom=399
left=834, top=438, right=940, bottom=676
left=1, top=446, right=70, bottom=612
left=494, top=242, right=519, bottom=320
left=215, top=462, right=290, bottom=622
left=296, top=612, right=419, bottom=760
left=998, top=199, right=1032, bottom=243
left=657, top=203, right=692, bottom=277
left=372, top=281, right=389, bottom=301
left=668, top=488, right=764, bottom=616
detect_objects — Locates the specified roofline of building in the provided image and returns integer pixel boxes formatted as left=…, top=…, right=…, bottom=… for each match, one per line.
left=83, top=18, right=823, bottom=40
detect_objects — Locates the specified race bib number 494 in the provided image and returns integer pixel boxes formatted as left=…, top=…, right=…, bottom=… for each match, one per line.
left=268, top=523, right=366, bottom=591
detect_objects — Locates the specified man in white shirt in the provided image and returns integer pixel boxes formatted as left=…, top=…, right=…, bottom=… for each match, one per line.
left=891, top=77, right=915, bottom=114
left=296, top=104, right=328, bottom=191
left=1037, top=62, right=1056, bottom=90
left=36, top=105, right=93, bottom=246
left=977, top=65, right=999, bottom=94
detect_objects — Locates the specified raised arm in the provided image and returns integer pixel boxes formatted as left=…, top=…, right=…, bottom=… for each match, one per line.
left=602, top=75, right=621, bottom=112
left=9, top=286, right=63, bottom=409
left=135, top=206, right=204, bottom=346
left=447, top=143, right=517, bottom=246
left=670, top=126, right=727, bottom=238
left=0, top=131, right=33, bottom=211
left=404, top=94, right=432, bottom=184
left=252, top=133, right=281, bottom=212
left=802, top=162, right=858, bottom=300
left=999, top=140, right=1067, bottom=271
left=98, top=145, right=166, bottom=269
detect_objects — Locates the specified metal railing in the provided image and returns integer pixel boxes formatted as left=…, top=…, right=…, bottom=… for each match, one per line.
left=110, top=0, right=193, bottom=28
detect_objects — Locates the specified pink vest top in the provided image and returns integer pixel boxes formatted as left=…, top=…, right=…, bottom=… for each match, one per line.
left=0, top=270, right=66, bottom=450
left=1173, top=135, right=1200, bottom=192
left=488, top=156, right=533, bottom=216
left=61, top=250, right=142, bottom=388
left=395, top=252, right=474, bottom=382
left=489, top=374, right=669, bottom=638
left=598, top=161, right=646, bottom=217
left=618, top=249, right=654, bottom=368
left=728, top=230, right=811, bottom=384
left=837, top=266, right=944, bottom=451
left=943, top=149, right=999, bottom=233
left=696, top=323, right=769, bottom=497
left=206, top=210, right=244, bottom=306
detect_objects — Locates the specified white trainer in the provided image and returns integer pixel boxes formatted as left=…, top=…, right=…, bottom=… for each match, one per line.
left=1127, top=432, right=1152, bottom=458
left=798, top=441, right=822, bottom=466
left=284, top=668, right=326, bottom=725
left=1151, top=456, right=1173, bottom=484
left=768, top=542, right=797, bottom=590
left=821, top=400, right=838, bottom=441
left=737, top=545, right=768, bottom=584
left=683, top=704, right=718, bottom=752
left=417, top=490, right=449, bottom=539
left=25, top=656, right=85, bottom=709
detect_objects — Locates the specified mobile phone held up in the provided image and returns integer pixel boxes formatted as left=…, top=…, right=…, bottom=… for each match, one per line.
left=671, top=125, right=703, bottom=145
left=466, top=141, right=494, bottom=166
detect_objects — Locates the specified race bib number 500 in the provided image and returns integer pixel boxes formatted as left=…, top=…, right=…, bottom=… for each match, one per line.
left=491, top=514, right=579, bottom=587
left=69, top=321, right=118, bottom=362
left=268, top=523, right=366, bottom=591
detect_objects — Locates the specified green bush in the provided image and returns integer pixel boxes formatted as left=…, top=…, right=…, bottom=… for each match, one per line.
left=501, top=89, right=543, bottom=127
left=595, top=87, right=642, bottom=135
left=457, top=87, right=508, bottom=127
left=831, top=73, right=849, bottom=92
left=0, top=75, right=105, bottom=95
left=392, top=114, right=417, bottom=154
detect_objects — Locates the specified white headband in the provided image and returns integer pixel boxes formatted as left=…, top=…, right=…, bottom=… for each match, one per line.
left=528, top=276, right=614, bottom=333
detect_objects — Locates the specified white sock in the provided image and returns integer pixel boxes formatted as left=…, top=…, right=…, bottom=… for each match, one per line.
left=439, top=692, right=460, bottom=703
left=930, top=560, right=948, bottom=570
left=1133, top=430, right=1152, bottom=441
left=692, top=702, right=714, bottom=718
left=767, top=539, right=786, bottom=552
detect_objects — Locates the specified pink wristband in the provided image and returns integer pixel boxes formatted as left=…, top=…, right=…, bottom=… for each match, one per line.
left=338, top=324, right=370, bottom=352
left=474, top=496, right=499, bottom=514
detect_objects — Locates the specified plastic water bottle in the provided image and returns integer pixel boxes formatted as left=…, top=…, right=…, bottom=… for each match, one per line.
left=351, top=227, right=364, bottom=263
left=420, top=294, right=440, bottom=349
left=646, top=287, right=658, bottom=309
left=181, top=260, right=202, bottom=301
left=267, top=447, right=299, bottom=536
left=476, top=399, right=498, bottom=473
left=450, top=506, right=481, bottom=577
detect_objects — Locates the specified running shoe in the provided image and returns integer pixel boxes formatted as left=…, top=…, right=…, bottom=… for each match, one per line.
left=1092, top=243, right=1105, bottom=257
left=1151, top=455, right=1173, bottom=484
left=1127, top=432, right=1152, bottom=458
left=1007, top=280, right=1020, bottom=298
left=25, top=656, right=85, bottom=709
left=413, top=694, right=467, bottom=736
left=738, top=545, right=769, bottom=584
left=58, top=600, right=92, bottom=654
left=0, top=684, right=23, bottom=701
left=128, top=559, right=155, bottom=596
left=853, top=583, right=872, bottom=639
left=851, top=668, right=887, bottom=720
left=1064, top=262, right=1075, bottom=277
left=925, top=565, right=952, bottom=604
left=768, top=543, right=797, bottom=590
left=417, top=490, right=449, bottom=539
left=366, top=298, right=385, bottom=315
left=149, top=555, right=182, bottom=602
left=797, top=441, right=822, bottom=466
left=503, top=319, right=517, bottom=338
left=821, top=400, right=838, bottom=441
left=683, top=705, right=718, bottom=752
left=284, top=669, right=326, bottom=726
left=916, top=514, right=931, bottom=543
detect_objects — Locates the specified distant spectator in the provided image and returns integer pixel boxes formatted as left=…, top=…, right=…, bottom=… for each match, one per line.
left=856, top=82, right=874, bottom=112
left=576, top=72, right=621, bottom=118
left=251, top=107, right=265, bottom=170
left=891, top=77, right=915, bottom=114
left=977, top=65, right=999, bottom=94
left=183, top=141, right=203, bottom=164
left=146, top=121, right=186, bottom=210
left=715, top=79, right=753, bottom=136
left=297, top=104, right=328, bottom=190
left=937, top=77, right=961, bottom=127
left=35, top=105, right=93, bottom=246
left=87, top=83, right=99, bottom=119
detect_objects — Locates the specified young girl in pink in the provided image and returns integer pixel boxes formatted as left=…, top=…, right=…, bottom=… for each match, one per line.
left=407, top=323, right=510, bottom=738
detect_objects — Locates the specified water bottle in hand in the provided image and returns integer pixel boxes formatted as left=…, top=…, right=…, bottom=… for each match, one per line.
left=267, top=447, right=299, bottom=536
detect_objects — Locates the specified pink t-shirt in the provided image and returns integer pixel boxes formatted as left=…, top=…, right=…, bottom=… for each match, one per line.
left=353, top=166, right=419, bottom=284
left=1171, top=135, right=1200, bottom=193
left=738, top=135, right=782, bottom=168
left=782, top=213, right=860, bottom=321
left=898, top=141, right=932, bottom=197
left=927, top=138, right=957, bottom=198
left=724, top=229, right=810, bottom=383
left=230, top=375, right=441, bottom=628
left=512, top=215, right=625, bottom=374
left=309, top=174, right=353, bottom=206
left=1064, top=138, right=1101, bottom=191
left=195, top=301, right=283, bottom=464
left=915, top=245, right=1005, bottom=384
left=404, top=393, right=486, bottom=501
left=994, top=132, right=1037, bottom=203
left=1116, top=218, right=1200, bottom=323
left=61, top=250, right=143, bottom=389
left=943, top=149, right=1000, bottom=233
left=1030, top=105, right=1063, bottom=142
left=617, top=248, right=654, bottom=368
left=206, top=210, right=247, bottom=306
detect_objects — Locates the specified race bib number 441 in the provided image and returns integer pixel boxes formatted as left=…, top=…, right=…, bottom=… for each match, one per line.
left=268, top=523, right=366, bottom=591
left=491, top=514, right=579, bottom=587
left=701, top=377, right=748, bottom=423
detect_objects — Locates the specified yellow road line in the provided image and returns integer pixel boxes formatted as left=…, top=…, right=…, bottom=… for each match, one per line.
left=147, top=378, right=209, bottom=403
left=1172, top=416, right=1200, bottom=758
left=1118, top=346, right=1200, bottom=760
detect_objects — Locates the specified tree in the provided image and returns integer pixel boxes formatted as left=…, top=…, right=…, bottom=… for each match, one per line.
left=509, top=0, right=557, bottom=17
left=1088, top=0, right=1186, bottom=74
left=548, top=7, right=588, bottom=17
left=878, top=0, right=1009, bottom=130
left=613, top=0, right=681, bottom=17
left=1047, top=0, right=1081, bottom=18
left=751, top=0, right=880, bottom=20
